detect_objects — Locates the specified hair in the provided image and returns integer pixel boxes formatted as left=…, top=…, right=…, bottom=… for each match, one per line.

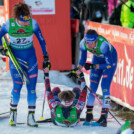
left=12, top=2, right=31, bottom=20
left=86, top=29, right=98, bottom=35
left=130, top=121, right=134, bottom=130
left=58, top=90, right=76, bottom=102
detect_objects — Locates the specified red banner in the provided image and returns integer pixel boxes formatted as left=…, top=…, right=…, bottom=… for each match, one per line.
left=84, top=21, right=134, bottom=110
left=5, top=0, right=72, bottom=71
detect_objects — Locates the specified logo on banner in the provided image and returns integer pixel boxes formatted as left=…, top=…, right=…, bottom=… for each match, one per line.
left=35, top=1, right=43, bottom=6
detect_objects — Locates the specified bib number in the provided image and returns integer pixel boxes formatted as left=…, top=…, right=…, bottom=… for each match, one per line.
left=16, top=38, right=29, bottom=44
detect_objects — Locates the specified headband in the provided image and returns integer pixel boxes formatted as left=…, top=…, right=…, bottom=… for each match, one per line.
left=84, top=34, right=98, bottom=42
left=19, top=15, right=31, bottom=22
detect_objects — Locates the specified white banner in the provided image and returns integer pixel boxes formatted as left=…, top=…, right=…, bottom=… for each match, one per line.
left=24, top=0, right=55, bottom=15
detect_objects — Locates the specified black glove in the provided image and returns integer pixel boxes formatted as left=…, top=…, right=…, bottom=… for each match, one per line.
left=67, top=67, right=83, bottom=79
left=43, top=54, right=51, bottom=71
left=0, top=48, right=8, bottom=56
left=84, top=63, right=96, bottom=70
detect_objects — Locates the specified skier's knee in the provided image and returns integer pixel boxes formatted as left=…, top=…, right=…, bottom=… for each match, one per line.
left=27, top=93, right=37, bottom=106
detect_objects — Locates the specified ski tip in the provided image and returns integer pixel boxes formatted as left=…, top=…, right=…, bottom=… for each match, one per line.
left=40, top=117, right=44, bottom=120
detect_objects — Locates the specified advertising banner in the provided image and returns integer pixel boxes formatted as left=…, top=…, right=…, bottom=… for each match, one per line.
left=24, top=0, right=55, bottom=15
left=5, top=0, right=72, bottom=70
left=84, top=21, right=134, bottom=110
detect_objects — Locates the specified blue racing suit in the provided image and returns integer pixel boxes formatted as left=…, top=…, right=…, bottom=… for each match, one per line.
left=79, top=36, right=118, bottom=109
left=0, top=18, right=47, bottom=107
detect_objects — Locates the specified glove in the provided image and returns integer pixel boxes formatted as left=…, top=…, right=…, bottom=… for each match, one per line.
left=67, top=67, right=84, bottom=79
left=0, top=48, right=8, bottom=56
left=84, top=63, right=96, bottom=70
left=43, top=54, right=51, bottom=71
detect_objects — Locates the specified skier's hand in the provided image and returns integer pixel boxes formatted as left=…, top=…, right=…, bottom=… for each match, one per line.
left=0, top=47, right=8, bottom=56
left=67, top=67, right=83, bottom=79
left=84, top=63, right=96, bottom=70
left=43, top=54, right=51, bottom=71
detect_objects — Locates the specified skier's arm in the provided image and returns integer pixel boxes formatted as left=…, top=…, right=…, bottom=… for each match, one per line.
left=45, top=78, right=58, bottom=110
left=0, top=21, right=9, bottom=47
left=33, top=19, right=47, bottom=55
left=75, top=76, right=87, bottom=118
left=78, top=39, right=87, bottom=66
left=99, top=42, right=114, bottom=69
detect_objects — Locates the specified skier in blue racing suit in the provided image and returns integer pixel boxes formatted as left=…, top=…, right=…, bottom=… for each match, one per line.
left=69, top=29, right=118, bottom=127
left=0, top=2, right=51, bottom=127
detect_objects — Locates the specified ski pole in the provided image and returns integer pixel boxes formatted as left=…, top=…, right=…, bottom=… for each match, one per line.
left=40, top=86, right=46, bottom=120
left=40, top=68, right=49, bottom=120
left=87, top=87, right=121, bottom=126
left=108, top=111, right=121, bottom=125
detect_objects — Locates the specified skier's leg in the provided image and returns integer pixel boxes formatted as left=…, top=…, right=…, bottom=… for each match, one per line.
left=92, top=64, right=117, bottom=127
left=9, top=59, right=23, bottom=126
left=25, top=56, right=38, bottom=127
left=84, top=69, right=102, bottom=126
left=52, top=87, right=61, bottom=102
left=72, top=87, right=81, bottom=105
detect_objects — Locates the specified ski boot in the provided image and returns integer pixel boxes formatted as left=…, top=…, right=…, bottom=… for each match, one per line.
left=83, top=106, right=93, bottom=126
left=27, top=111, right=38, bottom=127
left=9, top=109, right=17, bottom=126
left=91, top=108, right=108, bottom=127
left=92, top=114, right=107, bottom=127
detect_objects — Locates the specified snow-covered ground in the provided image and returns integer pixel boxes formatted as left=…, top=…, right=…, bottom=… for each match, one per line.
left=0, top=59, right=124, bottom=134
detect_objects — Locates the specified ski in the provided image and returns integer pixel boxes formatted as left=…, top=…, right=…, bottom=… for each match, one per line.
left=0, top=115, right=10, bottom=120
left=16, top=118, right=52, bottom=125
left=2, top=36, right=29, bottom=83
left=36, top=117, right=113, bottom=123
left=0, top=111, right=10, bottom=115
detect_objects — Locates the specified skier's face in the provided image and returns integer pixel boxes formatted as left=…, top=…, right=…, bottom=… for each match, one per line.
left=85, top=40, right=97, bottom=49
left=18, top=20, right=30, bottom=27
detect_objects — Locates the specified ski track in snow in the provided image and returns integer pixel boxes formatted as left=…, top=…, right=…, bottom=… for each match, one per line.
left=0, top=68, right=124, bottom=134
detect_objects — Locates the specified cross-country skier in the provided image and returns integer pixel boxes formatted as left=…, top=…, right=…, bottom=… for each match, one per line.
left=69, top=29, right=118, bottom=127
left=0, top=2, right=51, bottom=127
left=44, top=68, right=87, bottom=127
left=117, top=120, right=134, bottom=134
